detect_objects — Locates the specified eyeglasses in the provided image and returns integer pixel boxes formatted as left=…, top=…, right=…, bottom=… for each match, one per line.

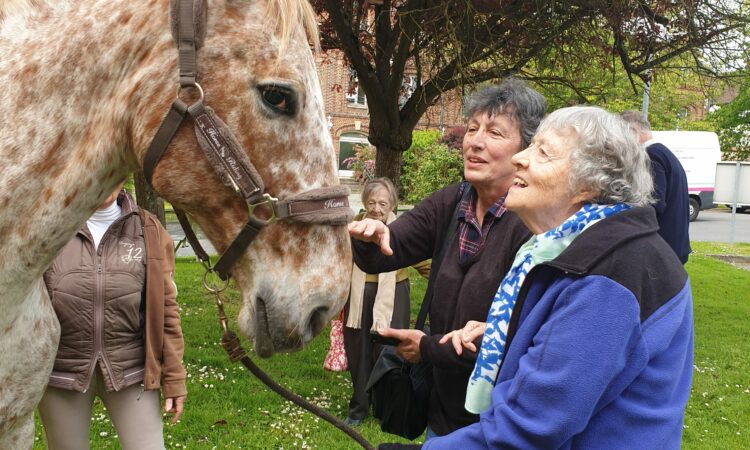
left=366, top=200, right=390, bottom=209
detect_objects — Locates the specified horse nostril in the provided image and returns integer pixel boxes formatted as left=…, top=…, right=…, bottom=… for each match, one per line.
left=307, top=306, right=329, bottom=338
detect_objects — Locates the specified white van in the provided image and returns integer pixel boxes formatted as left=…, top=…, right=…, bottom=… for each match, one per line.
left=651, top=131, right=722, bottom=221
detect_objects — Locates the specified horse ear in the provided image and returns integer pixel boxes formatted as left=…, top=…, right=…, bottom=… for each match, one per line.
left=169, top=0, right=208, bottom=49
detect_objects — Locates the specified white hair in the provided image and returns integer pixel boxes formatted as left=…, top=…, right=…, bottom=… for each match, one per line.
left=362, top=177, right=398, bottom=212
left=537, top=106, right=654, bottom=206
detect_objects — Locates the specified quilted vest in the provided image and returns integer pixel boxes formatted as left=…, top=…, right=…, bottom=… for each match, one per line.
left=43, top=195, right=147, bottom=392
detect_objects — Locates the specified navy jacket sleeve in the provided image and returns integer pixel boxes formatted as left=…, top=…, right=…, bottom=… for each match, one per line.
left=650, top=156, right=668, bottom=214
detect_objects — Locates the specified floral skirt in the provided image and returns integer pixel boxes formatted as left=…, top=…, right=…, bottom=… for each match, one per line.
left=323, top=310, right=348, bottom=372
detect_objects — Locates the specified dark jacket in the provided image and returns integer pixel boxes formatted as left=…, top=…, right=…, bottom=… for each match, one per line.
left=647, top=142, right=691, bottom=263
left=425, top=207, right=693, bottom=450
left=44, top=192, right=186, bottom=398
left=352, top=183, right=532, bottom=435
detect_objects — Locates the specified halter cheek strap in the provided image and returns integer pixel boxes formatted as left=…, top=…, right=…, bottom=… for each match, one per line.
left=143, top=0, right=352, bottom=280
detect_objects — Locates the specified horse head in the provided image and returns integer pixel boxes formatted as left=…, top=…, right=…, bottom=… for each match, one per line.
left=131, top=0, right=352, bottom=356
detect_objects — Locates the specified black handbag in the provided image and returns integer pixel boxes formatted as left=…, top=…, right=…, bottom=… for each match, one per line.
left=365, top=196, right=462, bottom=440
left=366, top=343, right=432, bottom=439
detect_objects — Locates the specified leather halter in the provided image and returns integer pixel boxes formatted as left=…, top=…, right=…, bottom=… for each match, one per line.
left=143, top=0, right=352, bottom=280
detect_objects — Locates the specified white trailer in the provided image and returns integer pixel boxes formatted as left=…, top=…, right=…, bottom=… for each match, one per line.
left=651, top=131, right=722, bottom=221
left=714, top=162, right=750, bottom=213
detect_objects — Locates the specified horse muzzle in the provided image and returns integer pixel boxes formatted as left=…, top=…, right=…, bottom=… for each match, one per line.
left=247, top=291, right=341, bottom=357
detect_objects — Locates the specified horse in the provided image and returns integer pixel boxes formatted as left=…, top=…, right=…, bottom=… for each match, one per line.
left=0, top=0, right=353, bottom=447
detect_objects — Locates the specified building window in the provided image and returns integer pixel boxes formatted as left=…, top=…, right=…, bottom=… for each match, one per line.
left=346, top=68, right=367, bottom=106
left=346, top=85, right=367, bottom=106
left=339, top=132, right=369, bottom=173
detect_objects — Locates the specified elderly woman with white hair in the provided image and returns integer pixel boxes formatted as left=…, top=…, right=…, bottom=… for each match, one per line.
left=396, top=106, right=693, bottom=450
left=342, top=177, right=430, bottom=426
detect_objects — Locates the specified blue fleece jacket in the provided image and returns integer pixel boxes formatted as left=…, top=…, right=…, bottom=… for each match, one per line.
left=423, top=207, right=694, bottom=450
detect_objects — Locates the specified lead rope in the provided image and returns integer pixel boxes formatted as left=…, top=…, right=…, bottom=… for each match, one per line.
left=201, top=264, right=376, bottom=450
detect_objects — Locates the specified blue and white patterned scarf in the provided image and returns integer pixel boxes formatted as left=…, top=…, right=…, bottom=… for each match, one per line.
left=464, top=203, right=632, bottom=414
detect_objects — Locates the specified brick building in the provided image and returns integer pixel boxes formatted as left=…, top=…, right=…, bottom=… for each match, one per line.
left=315, top=50, right=465, bottom=176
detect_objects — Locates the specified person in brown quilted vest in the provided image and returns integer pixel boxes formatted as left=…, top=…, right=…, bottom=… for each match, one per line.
left=38, top=182, right=186, bottom=450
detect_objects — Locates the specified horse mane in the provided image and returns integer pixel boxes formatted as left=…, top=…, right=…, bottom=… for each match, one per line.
left=1, top=0, right=320, bottom=52
left=0, top=0, right=48, bottom=23
left=265, top=0, right=320, bottom=53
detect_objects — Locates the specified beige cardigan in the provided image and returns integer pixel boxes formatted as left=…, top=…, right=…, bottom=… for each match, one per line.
left=346, top=211, right=399, bottom=331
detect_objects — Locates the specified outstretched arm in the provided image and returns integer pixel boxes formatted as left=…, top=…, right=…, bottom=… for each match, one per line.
left=350, top=184, right=460, bottom=275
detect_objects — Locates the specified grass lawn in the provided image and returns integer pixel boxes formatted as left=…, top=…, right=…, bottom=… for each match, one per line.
left=33, top=243, right=749, bottom=449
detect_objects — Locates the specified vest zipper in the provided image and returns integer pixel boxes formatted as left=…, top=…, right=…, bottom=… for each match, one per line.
left=85, top=211, right=135, bottom=392
left=84, top=261, right=104, bottom=393
left=95, top=251, right=119, bottom=391
left=81, top=215, right=130, bottom=393
left=93, top=261, right=104, bottom=390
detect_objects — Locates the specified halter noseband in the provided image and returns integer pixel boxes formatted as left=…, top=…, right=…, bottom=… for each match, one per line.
left=142, top=0, right=352, bottom=280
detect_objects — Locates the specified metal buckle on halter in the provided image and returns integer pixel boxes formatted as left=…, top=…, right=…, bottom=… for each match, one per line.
left=247, top=193, right=279, bottom=225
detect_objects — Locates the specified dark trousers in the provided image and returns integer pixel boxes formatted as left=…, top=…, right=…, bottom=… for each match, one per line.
left=343, top=280, right=411, bottom=420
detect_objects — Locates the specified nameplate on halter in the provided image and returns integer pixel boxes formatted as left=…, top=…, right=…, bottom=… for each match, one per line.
left=288, top=197, right=350, bottom=216
left=193, top=112, right=261, bottom=199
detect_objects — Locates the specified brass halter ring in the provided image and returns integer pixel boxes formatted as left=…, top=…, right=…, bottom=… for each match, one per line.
left=201, top=263, right=229, bottom=294
left=176, top=82, right=205, bottom=104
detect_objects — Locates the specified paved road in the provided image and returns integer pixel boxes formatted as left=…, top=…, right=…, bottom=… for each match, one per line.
left=166, top=222, right=216, bottom=257
left=690, top=208, right=750, bottom=243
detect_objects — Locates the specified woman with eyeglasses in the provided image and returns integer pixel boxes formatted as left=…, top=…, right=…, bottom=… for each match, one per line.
left=342, top=177, right=430, bottom=426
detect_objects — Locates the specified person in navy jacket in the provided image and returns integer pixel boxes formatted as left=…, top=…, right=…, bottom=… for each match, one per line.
left=621, top=110, right=691, bottom=263
left=379, top=107, right=693, bottom=450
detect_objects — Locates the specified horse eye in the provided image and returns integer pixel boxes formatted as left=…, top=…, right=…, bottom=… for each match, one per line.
left=258, top=85, right=297, bottom=116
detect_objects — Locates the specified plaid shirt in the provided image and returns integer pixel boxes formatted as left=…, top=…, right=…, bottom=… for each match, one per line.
left=456, top=184, right=508, bottom=263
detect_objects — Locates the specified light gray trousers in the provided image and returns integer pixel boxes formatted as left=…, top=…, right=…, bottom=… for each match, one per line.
left=38, top=367, right=165, bottom=450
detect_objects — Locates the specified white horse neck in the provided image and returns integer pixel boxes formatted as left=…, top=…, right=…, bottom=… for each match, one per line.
left=0, top=0, right=172, bottom=296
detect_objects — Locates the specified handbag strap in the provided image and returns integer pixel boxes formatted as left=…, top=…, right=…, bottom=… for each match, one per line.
left=414, top=184, right=466, bottom=331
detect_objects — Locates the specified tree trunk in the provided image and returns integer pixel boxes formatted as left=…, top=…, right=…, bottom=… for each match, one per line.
left=133, top=171, right=167, bottom=226
left=375, top=145, right=404, bottom=195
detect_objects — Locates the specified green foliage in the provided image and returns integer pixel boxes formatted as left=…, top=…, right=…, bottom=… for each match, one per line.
left=33, top=245, right=750, bottom=449
left=530, top=59, right=720, bottom=132
left=409, top=130, right=442, bottom=150
left=401, top=130, right=463, bottom=203
left=679, top=119, right=716, bottom=132
left=400, top=130, right=439, bottom=198
left=644, top=71, right=716, bottom=131
left=711, top=73, right=750, bottom=161
left=123, top=173, right=135, bottom=195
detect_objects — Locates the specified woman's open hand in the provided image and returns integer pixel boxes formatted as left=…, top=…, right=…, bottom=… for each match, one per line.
left=348, top=218, right=393, bottom=256
left=439, top=320, right=486, bottom=355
